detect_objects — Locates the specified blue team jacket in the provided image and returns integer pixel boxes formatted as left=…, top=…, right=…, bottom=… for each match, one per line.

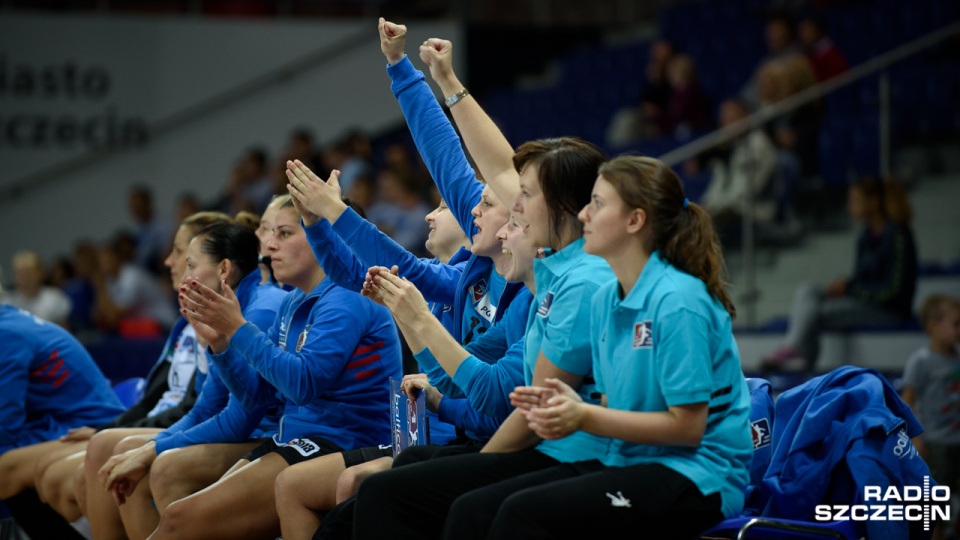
left=210, top=279, right=402, bottom=450
left=1, top=305, right=126, bottom=453
left=757, top=366, right=931, bottom=539
left=153, top=272, right=287, bottom=453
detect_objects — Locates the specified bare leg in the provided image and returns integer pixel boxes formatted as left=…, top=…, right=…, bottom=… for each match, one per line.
left=32, top=441, right=88, bottom=503
left=83, top=428, right=162, bottom=540
left=274, top=453, right=347, bottom=540
left=116, top=468, right=159, bottom=540
left=0, top=439, right=80, bottom=499
left=149, top=441, right=260, bottom=512
left=335, top=457, right=393, bottom=503
left=37, top=450, right=86, bottom=521
left=148, top=453, right=290, bottom=540
left=74, top=462, right=88, bottom=515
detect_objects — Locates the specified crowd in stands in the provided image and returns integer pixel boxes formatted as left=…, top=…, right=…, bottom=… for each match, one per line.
left=1, top=3, right=958, bottom=540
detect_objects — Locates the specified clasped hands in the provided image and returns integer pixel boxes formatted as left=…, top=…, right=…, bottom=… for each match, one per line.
left=511, top=378, right=586, bottom=440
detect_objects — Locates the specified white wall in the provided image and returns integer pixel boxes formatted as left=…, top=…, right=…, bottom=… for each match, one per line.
left=0, top=13, right=463, bottom=269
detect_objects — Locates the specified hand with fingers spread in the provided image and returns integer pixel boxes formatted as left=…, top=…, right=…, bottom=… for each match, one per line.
left=369, top=266, right=432, bottom=324
left=99, top=441, right=157, bottom=506
left=518, top=378, right=586, bottom=440
left=401, top=373, right=443, bottom=413
left=418, top=38, right=456, bottom=87
left=285, top=159, right=345, bottom=226
left=378, top=17, right=407, bottom=65
left=179, top=278, right=246, bottom=353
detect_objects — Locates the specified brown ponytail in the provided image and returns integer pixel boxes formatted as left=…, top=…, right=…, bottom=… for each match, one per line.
left=598, top=156, right=736, bottom=318
left=234, top=211, right=261, bottom=232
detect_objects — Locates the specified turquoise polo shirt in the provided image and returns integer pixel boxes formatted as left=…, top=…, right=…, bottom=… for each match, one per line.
left=591, top=251, right=753, bottom=518
left=525, top=237, right=615, bottom=463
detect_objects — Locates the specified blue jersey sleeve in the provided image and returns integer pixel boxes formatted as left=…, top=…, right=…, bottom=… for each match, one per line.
left=154, top=393, right=267, bottom=454
left=0, top=332, right=31, bottom=453
left=324, top=209, right=463, bottom=306
left=410, top=348, right=464, bottom=400
left=229, top=292, right=368, bottom=406
left=436, top=397, right=502, bottom=438
left=388, top=56, right=482, bottom=236
left=451, top=339, right=525, bottom=420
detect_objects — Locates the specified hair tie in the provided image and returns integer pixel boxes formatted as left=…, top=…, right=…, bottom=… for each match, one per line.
left=682, top=197, right=690, bottom=210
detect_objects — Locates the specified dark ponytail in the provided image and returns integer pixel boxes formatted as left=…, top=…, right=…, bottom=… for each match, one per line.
left=193, top=222, right=260, bottom=286
left=598, top=156, right=736, bottom=318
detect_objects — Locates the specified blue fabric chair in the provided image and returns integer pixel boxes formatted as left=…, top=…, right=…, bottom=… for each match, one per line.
left=112, top=377, right=146, bottom=409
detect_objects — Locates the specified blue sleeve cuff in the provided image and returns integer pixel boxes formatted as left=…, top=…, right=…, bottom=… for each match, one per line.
left=387, top=55, right=425, bottom=94
left=413, top=347, right=440, bottom=373
left=229, top=321, right=263, bottom=356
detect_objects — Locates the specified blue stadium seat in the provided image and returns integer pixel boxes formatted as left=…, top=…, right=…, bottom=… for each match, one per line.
left=113, top=377, right=146, bottom=408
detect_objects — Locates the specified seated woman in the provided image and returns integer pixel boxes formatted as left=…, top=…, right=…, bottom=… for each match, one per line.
left=94, top=219, right=287, bottom=539
left=142, top=196, right=402, bottom=540
left=762, top=176, right=917, bottom=372
left=0, top=279, right=125, bottom=540
left=358, top=155, right=754, bottom=539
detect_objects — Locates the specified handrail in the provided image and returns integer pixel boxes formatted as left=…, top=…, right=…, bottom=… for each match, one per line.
left=0, top=25, right=371, bottom=204
left=658, top=20, right=960, bottom=167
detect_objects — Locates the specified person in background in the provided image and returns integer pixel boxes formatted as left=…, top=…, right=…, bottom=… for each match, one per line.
left=4, top=250, right=73, bottom=329
left=798, top=11, right=849, bottom=83
left=762, top=177, right=918, bottom=372
left=366, top=167, right=433, bottom=257
left=902, top=294, right=960, bottom=540
left=128, top=186, right=172, bottom=277
left=740, top=11, right=802, bottom=112
left=93, top=231, right=179, bottom=336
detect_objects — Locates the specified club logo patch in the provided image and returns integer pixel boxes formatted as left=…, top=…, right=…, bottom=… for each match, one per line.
left=751, top=418, right=771, bottom=449
left=469, top=279, right=488, bottom=303
left=536, top=292, right=555, bottom=317
left=632, top=321, right=653, bottom=349
left=296, top=325, right=311, bottom=353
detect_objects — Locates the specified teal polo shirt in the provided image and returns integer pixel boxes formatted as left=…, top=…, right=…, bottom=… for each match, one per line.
left=591, top=251, right=753, bottom=518
left=525, top=237, right=615, bottom=463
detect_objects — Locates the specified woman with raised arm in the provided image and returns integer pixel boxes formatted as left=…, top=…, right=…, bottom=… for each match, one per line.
left=353, top=33, right=614, bottom=539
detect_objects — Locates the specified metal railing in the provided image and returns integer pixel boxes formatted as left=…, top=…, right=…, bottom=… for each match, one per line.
left=657, top=21, right=960, bottom=326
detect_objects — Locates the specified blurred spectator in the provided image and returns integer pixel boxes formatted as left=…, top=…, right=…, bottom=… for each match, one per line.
left=798, top=12, right=849, bottom=83
left=63, top=240, right=99, bottom=334
left=659, top=54, right=713, bottom=139
left=902, top=293, right=960, bottom=540
left=174, top=192, right=202, bottom=227
left=741, top=12, right=802, bottom=111
left=225, top=147, right=274, bottom=215
left=285, top=127, right=327, bottom=175
left=46, top=256, right=74, bottom=289
left=700, top=99, right=779, bottom=246
left=3, top=250, right=72, bottom=328
left=366, top=167, right=432, bottom=257
left=93, top=231, right=178, bottom=337
left=605, top=38, right=676, bottom=147
left=758, top=56, right=821, bottom=187
left=324, top=131, right=374, bottom=197
left=128, top=185, right=172, bottom=276
left=762, top=177, right=918, bottom=372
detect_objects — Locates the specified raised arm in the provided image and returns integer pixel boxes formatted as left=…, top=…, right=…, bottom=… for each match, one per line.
left=418, top=37, right=520, bottom=209
left=288, top=160, right=462, bottom=305
left=380, top=19, right=483, bottom=235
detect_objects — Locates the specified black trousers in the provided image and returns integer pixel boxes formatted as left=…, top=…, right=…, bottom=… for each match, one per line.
left=353, top=452, right=722, bottom=540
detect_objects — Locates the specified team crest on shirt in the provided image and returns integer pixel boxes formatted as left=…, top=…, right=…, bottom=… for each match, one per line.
left=536, top=292, right=555, bottom=317
left=469, top=279, right=488, bottom=303
left=296, top=325, right=311, bottom=353
left=751, top=418, right=771, bottom=449
left=632, top=321, right=653, bottom=349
